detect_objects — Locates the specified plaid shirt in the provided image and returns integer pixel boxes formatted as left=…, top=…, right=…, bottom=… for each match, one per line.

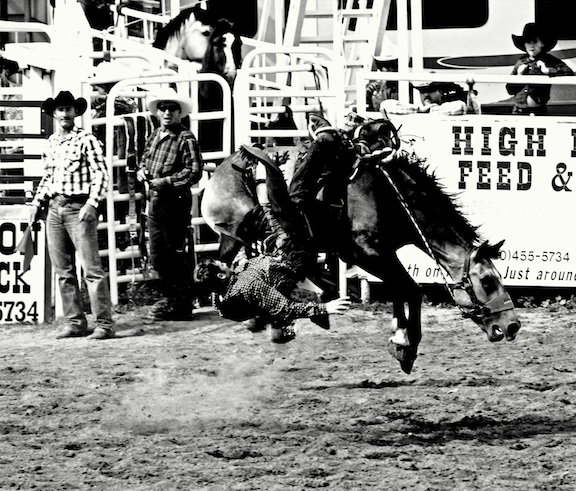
left=140, top=124, right=203, bottom=188
left=32, top=126, right=109, bottom=209
left=217, top=255, right=326, bottom=324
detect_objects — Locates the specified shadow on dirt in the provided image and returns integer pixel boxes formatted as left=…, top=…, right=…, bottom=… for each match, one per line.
left=357, top=413, right=576, bottom=446
left=114, top=310, right=224, bottom=338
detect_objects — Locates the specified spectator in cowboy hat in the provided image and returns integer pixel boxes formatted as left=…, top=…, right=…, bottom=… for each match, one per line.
left=380, top=79, right=480, bottom=116
left=506, top=22, right=573, bottom=115
left=29, top=90, right=115, bottom=340
left=136, top=88, right=203, bottom=321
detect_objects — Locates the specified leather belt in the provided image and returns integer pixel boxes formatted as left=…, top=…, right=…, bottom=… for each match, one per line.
left=51, top=194, right=89, bottom=206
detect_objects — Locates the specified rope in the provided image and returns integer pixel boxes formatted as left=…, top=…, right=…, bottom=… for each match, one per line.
left=377, top=156, right=514, bottom=322
left=377, top=164, right=460, bottom=303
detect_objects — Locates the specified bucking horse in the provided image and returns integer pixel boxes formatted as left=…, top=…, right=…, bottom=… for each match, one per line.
left=201, top=114, right=521, bottom=373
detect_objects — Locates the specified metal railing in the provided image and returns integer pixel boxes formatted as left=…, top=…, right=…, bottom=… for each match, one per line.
left=87, top=72, right=232, bottom=304
left=355, top=70, right=576, bottom=118
left=234, top=45, right=346, bottom=145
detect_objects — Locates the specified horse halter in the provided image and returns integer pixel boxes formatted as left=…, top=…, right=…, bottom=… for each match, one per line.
left=451, top=247, right=515, bottom=323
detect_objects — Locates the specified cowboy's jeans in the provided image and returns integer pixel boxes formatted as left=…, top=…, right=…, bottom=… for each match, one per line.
left=148, top=190, right=193, bottom=305
left=46, top=200, right=113, bottom=330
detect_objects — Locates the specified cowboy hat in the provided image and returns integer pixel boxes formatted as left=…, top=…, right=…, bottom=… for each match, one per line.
left=413, top=81, right=464, bottom=94
left=0, top=56, right=19, bottom=76
left=512, top=23, right=557, bottom=53
left=92, top=60, right=146, bottom=86
left=146, top=88, right=192, bottom=118
left=42, top=91, right=88, bottom=116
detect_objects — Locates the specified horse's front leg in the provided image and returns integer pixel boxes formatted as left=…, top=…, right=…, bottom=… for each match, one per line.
left=387, top=265, right=422, bottom=374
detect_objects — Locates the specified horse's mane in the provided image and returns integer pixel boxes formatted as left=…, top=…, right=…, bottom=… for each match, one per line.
left=386, top=152, right=480, bottom=245
left=153, top=5, right=215, bottom=49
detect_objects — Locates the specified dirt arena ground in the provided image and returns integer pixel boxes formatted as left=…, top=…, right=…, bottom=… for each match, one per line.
left=1, top=302, right=575, bottom=490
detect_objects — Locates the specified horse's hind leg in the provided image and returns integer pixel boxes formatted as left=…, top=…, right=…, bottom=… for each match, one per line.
left=387, top=262, right=422, bottom=374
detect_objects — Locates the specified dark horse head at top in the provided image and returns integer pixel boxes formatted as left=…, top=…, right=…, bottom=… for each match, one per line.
left=199, top=18, right=242, bottom=88
left=153, top=6, right=242, bottom=153
left=201, top=113, right=521, bottom=373
left=152, top=4, right=242, bottom=81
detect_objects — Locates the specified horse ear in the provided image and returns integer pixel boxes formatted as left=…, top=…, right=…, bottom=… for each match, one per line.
left=477, top=239, right=505, bottom=259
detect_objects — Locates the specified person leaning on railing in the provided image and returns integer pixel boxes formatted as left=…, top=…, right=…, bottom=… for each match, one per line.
left=506, top=22, right=574, bottom=115
left=380, top=80, right=481, bottom=117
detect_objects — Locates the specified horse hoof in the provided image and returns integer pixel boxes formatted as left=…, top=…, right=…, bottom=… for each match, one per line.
left=388, top=339, right=410, bottom=362
left=400, top=358, right=415, bottom=374
left=388, top=340, right=417, bottom=373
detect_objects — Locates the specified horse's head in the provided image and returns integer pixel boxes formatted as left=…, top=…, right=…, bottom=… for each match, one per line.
left=153, top=5, right=213, bottom=63
left=453, top=240, right=521, bottom=342
left=201, top=18, right=242, bottom=86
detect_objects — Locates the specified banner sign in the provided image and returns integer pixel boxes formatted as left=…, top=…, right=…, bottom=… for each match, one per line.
left=391, top=115, right=576, bottom=287
left=0, top=205, right=49, bottom=323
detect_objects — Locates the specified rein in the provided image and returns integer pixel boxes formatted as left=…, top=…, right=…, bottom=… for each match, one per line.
left=368, top=141, right=513, bottom=322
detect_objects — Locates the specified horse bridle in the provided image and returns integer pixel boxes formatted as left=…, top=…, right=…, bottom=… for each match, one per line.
left=355, top=120, right=513, bottom=323
left=451, top=247, right=515, bottom=323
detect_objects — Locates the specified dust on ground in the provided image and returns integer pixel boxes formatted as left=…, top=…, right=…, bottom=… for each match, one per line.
left=1, top=304, right=575, bottom=490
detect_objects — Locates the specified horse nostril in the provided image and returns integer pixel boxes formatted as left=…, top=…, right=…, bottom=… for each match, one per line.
left=506, top=322, right=521, bottom=341
left=489, top=325, right=504, bottom=342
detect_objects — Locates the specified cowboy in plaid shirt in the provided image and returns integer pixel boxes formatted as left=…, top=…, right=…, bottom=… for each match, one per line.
left=137, top=89, right=203, bottom=321
left=30, top=91, right=114, bottom=340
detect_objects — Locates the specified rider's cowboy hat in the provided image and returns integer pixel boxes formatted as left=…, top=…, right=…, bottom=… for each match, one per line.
left=147, top=88, right=192, bottom=118
left=42, top=91, right=88, bottom=117
left=512, top=23, right=557, bottom=53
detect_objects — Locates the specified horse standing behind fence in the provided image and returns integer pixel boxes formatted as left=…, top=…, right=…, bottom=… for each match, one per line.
left=201, top=114, right=521, bottom=374
left=197, top=18, right=242, bottom=153
left=153, top=6, right=242, bottom=152
left=152, top=5, right=216, bottom=64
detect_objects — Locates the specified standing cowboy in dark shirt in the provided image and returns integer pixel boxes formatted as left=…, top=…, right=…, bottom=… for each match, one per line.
left=506, top=23, right=574, bottom=115
left=137, top=89, right=203, bottom=321
left=194, top=146, right=351, bottom=343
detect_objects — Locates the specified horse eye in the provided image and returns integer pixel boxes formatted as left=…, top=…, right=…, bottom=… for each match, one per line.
left=480, top=276, right=496, bottom=293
